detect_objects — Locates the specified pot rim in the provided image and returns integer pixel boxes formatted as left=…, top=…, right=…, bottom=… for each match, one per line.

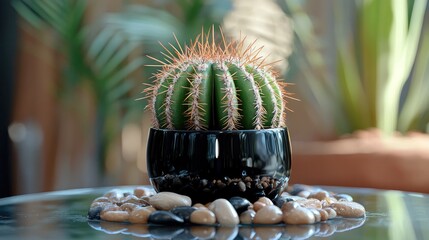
left=149, top=127, right=289, bottom=134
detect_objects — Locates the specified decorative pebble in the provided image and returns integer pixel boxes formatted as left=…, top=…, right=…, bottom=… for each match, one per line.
left=317, top=208, right=329, bottom=221
left=148, top=211, right=184, bottom=225
left=120, top=203, right=138, bottom=213
left=129, top=207, right=153, bottom=224
left=308, top=191, right=330, bottom=201
left=281, top=201, right=300, bottom=212
left=239, top=209, right=256, bottom=224
left=252, top=202, right=266, bottom=212
left=208, top=199, right=239, bottom=225
left=120, top=195, right=148, bottom=206
left=228, top=196, right=251, bottom=214
left=149, top=192, right=192, bottom=210
left=297, top=190, right=311, bottom=198
left=272, top=196, right=293, bottom=208
left=257, top=197, right=273, bottom=206
left=190, top=208, right=216, bottom=225
left=283, top=207, right=315, bottom=225
left=193, top=203, right=208, bottom=209
left=253, top=205, right=283, bottom=224
left=171, top=206, right=197, bottom=223
left=296, top=198, right=322, bottom=209
left=308, top=208, right=321, bottom=222
left=103, top=189, right=123, bottom=202
left=335, top=194, right=353, bottom=202
left=101, top=210, right=129, bottom=222
left=134, top=187, right=151, bottom=198
left=88, top=206, right=103, bottom=220
left=330, top=202, right=366, bottom=218
left=324, top=207, right=337, bottom=219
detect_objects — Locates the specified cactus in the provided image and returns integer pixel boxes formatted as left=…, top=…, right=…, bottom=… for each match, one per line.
left=146, top=29, right=289, bottom=130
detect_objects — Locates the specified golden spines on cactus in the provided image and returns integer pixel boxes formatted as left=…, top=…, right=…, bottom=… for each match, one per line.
left=145, top=28, right=290, bottom=130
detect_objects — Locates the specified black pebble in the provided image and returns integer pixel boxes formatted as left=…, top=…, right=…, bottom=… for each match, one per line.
left=272, top=196, right=294, bottom=208
left=229, top=196, right=251, bottom=214
left=87, top=206, right=103, bottom=220
left=148, top=211, right=184, bottom=225
left=170, top=206, right=197, bottom=223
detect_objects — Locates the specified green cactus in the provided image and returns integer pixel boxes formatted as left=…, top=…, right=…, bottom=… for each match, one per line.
left=146, top=29, right=289, bottom=130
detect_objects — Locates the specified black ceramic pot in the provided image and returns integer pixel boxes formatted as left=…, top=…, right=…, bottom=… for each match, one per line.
left=146, top=128, right=292, bottom=203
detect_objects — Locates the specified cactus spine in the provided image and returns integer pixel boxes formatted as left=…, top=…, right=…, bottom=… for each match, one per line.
left=146, top=29, right=288, bottom=130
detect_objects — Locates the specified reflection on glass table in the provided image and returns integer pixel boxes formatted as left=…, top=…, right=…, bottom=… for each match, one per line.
left=0, top=186, right=428, bottom=239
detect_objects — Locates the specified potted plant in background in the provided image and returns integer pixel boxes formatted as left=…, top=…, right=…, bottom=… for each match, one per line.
left=279, top=0, right=429, bottom=192
left=145, top=29, right=292, bottom=203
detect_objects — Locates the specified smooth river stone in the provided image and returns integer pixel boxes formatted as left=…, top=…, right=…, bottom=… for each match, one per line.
left=239, top=209, right=256, bottom=224
left=171, top=206, right=197, bottom=223
left=129, top=207, right=153, bottom=224
left=148, top=211, right=184, bottom=225
left=208, top=199, right=239, bottom=225
left=283, top=207, right=316, bottom=225
left=229, top=196, right=251, bottom=214
left=330, top=202, right=366, bottom=218
left=190, top=208, right=216, bottom=225
left=253, top=205, right=283, bottom=224
left=149, top=192, right=191, bottom=210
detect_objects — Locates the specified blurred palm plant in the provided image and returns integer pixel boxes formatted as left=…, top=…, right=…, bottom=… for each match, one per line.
left=281, top=0, right=429, bottom=135
left=13, top=0, right=230, bottom=173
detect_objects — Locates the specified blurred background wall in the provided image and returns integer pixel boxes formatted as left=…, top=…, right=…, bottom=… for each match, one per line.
left=1, top=0, right=428, bottom=197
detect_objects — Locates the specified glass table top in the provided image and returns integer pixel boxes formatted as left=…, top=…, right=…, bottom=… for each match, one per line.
left=0, top=185, right=428, bottom=239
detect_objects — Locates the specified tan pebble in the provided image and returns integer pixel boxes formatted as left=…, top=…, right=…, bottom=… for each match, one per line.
left=253, top=205, right=283, bottom=224
left=120, top=203, right=138, bottom=213
left=190, top=226, right=216, bottom=239
left=308, top=191, right=330, bottom=201
left=297, top=190, right=311, bottom=198
left=120, top=195, right=148, bottom=206
left=101, top=210, right=129, bottom=222
left=208, top=199, right=239, bottom=225
left=281, top=201, right=300, bottom=212
left=239, top=209, right=256, bottom=224
left=193, top=203, right=208, bottom=209
left=257, top=197, right=273, bottom=206
left=330, top=202, right=365, bottom=218
left=296, top=198, right=322, bottom=209
left=190, top=208, right=216, bottom=225
left=323, top=207, right=337, bottom=219
left=253, top=202, right=266, bottom=212
left=129, top=207, right=152, bottom=224
left=318, top=209, right=329, bottom=221
left=103, top=189, right=123, bottom=202
left=308, top=208, right=321, bottom=222
left=92, top=196, right=110, bottom=204
left=283, top=207, right=315, bottom=225
left=149, top=192, right=191, bottom=210
left=101, top=204, right=121, bottom=215
left=133, top=187, right=150, bottom=198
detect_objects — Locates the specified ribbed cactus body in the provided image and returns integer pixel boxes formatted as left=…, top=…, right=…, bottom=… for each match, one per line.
left=147, top=30, right=288, bottom=130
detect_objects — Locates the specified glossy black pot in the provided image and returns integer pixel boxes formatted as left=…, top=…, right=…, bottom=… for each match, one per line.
left=146, top=128, right=292, bottom=203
